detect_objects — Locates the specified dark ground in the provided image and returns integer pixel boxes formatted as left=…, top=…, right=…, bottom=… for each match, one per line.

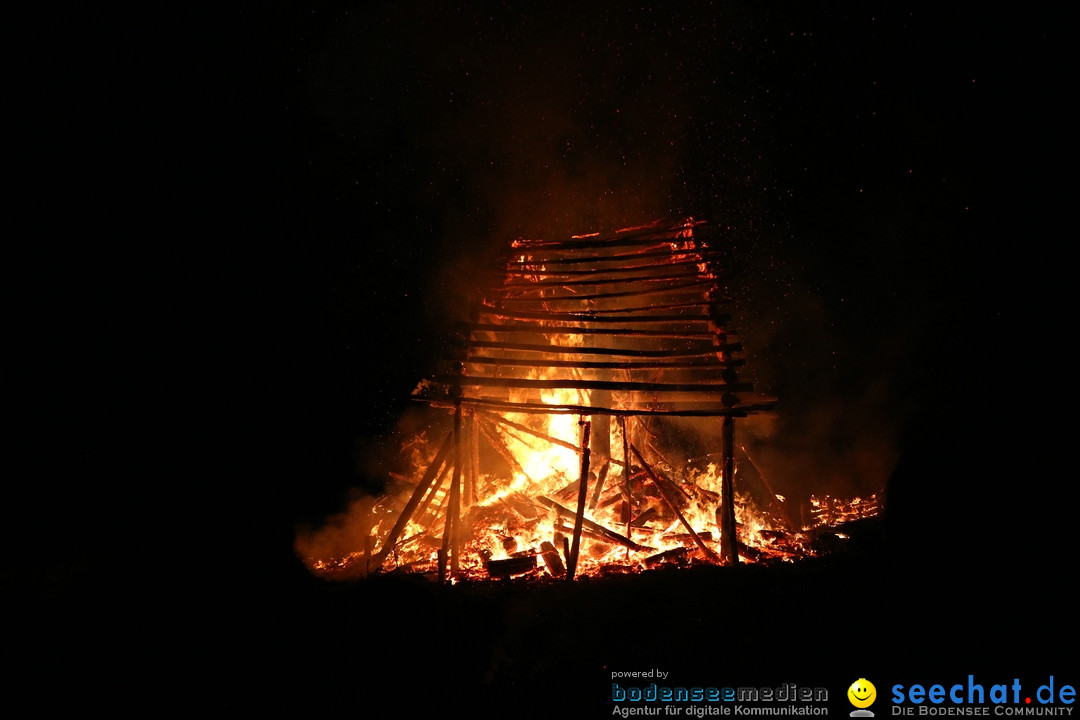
left=9, top=1, right=1073, bottom=713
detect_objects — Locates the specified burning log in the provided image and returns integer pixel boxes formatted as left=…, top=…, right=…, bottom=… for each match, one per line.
left=666, top=531, right=714, bottom=545
left=533, top=496, right=653, bottom=552
left=505, top=493, right=542, bottom=520
left=736, top=540, right=764, bottom=563
left=630, top=443, right=720, bottom=564
left=483, top=552, right=538, bottom=579
left=588, top=458, right=611, bottom=510
left=596, top=488, right=623, bottom=510
left=554, top=521, right=619, bottom=547
left=643, top=546, right=694, bottom=568
left=540, top=540, right=565, bottom=578
left=554, top=477, right=583, bottom=503
left=630, top=507, right=659, bottom=528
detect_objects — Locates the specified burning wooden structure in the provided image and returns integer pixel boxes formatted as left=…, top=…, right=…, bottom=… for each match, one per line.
left=346, top=217, right=794, bottom=582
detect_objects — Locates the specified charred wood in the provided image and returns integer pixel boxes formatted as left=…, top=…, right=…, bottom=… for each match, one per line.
left=438, top=375, right=755, bottom=395
left=419, top=396, right=773, bottom=418
left=477, top=306, right=719, bottom=325
left=459, top=356, right=745, bottom=372
left=455, top=339, right=742, bottom=358
left=643, top=546, right=695, bottom=568
left=588, top=459, right=611, bottom=511
left=484, top=554, right=538, bottom=579
left=631, top=507, right=660, bottom=528
left=534, top=495, right=654, bottom=552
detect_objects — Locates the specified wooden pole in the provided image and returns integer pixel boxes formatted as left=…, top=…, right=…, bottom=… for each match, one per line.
left=462, top=411, right=474, bottom=509
left=443, top=404, right=464, bottom=579
left=720, top=416, right=739, bottom=564
left=620, top=415, right=631, bottom=561
left=567, top=418, right=592, bottom=581
left=469, top=411, right=481, bottom=507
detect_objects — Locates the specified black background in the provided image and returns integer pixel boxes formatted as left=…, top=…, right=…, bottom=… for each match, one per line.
left=9, top=1, right=1072, bottom=712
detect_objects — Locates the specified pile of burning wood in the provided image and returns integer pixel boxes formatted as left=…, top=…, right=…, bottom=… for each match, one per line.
left=304, top=218, right=879, bottom=582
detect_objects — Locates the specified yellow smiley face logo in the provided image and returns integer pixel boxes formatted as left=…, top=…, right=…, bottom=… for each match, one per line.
left=848, top=679, right=876, bottom=708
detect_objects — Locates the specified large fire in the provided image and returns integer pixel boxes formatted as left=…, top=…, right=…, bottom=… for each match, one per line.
left=298, top=218, right=882, bottom=582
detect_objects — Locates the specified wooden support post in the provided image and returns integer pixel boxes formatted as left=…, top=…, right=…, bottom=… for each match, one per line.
left=443, top=404, right=464, bottom=579
left=463, top=411, right=475, bottom=509
left=620, top=415, right=631, bottom=560
left=720, top=415, right=739, bottom=564
left=567, top=418, right=592, bottom=581
left=469, top=411, right=481, bottom=507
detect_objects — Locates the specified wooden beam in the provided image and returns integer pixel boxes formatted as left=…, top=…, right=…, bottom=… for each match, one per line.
left=477, top=308, right=721, bottom=325
left=720, top=416, right=739, bottom=565
left=498, top=279, right=714, bottom=304
left=509, top=227, right=699, bottom=253
left=501, top=268, right=710, bottom=289
left=460, top=356, right=745, bottom=372
left=418, top=396, right=775, bottom=418
left=436, top=376, right=755, bottom=394
left=455, top=339, right=743, bottom=357
left=505, top=246, right=708, bottom=268
left=503, top=257, right=709, bottom=278
left=459, top=321, right=719, bottom=340
left=567, top=419, right=591, bottom=581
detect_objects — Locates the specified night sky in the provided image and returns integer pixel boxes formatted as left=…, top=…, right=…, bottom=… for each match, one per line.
left=11, top=1, right=1071, bottom=709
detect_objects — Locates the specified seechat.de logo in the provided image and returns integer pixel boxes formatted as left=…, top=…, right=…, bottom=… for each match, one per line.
left=849, top=679, right=877, bottom=718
